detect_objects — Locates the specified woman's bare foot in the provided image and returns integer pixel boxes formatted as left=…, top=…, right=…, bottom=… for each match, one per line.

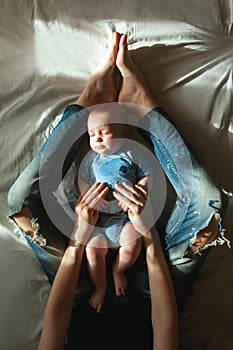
left=185, top=213, right=221, bottom=256
left=112, top=268, right=128, bottom=296
left=116, top=34, right=157, bottom=109
left=76, top=32, right=121, bottom=107
left=88, top=287, right=106, bottom=314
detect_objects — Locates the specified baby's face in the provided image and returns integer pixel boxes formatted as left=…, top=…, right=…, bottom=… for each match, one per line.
left=88, top=109, right=128, bottom=154
left=88, top=123, right=128, bottom=154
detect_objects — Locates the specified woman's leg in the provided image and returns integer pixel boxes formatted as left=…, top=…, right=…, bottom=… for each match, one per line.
left=116, top=34, right=158, bottom=109
left=10, top=33, right=121, bottom=245
left=13, top=208, right=35, bottom=237
left=184, top=212, right=223, bottom=257
left=116, top=34, right=226, bottom=258
left=76, top=32, right=121, bottom=108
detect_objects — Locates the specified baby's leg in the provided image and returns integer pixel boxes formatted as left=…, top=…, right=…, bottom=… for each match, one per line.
left=113, top=224, right=142, bottom=296
left=86, top=237, right=108, bottom=313
left=76, top=32, right=121, bottom=107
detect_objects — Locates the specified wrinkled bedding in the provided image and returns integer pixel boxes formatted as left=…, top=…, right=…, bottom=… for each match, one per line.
left=0, top=1, right=233, bottom=349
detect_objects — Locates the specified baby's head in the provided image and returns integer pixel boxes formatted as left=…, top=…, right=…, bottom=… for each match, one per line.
left=87, top=105, right=128, bottom=155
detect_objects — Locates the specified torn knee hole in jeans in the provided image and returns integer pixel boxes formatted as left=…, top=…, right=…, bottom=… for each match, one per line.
left=184, top=203, right=231, bottom=258
left=9, top=215, right=47, bottom=248
left=31, top=217, right=47, bottom=247
left=184, top=234, right=231, bottom=258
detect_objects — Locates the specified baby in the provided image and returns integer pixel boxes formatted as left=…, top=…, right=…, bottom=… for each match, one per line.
left=75, top=104, right=154, bottom=313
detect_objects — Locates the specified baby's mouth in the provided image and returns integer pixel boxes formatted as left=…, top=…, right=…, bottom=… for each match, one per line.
left=95, top=145, right=106, bottom=150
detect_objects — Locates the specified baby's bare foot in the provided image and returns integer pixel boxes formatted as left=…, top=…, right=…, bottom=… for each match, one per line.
left=77, top=32, right=121, bottom=107
left=113, top=269, right=128, bottom=296
left=116, top=34, right=157, bottom=109
left=88, top=288, right=106, bottom=314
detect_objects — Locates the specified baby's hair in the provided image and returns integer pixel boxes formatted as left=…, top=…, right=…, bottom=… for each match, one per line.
left=87, top=103, right=129, bottom=130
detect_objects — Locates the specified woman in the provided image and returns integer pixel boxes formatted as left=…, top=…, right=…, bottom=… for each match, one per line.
left=8, top=32, right=229, bottom=349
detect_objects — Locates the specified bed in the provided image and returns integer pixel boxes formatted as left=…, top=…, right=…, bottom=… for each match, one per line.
left=1, top=1, right=233, bottom=349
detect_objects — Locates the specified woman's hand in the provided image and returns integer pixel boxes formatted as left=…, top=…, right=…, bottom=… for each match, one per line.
left=72, top=183, right=109, bottom=243
left=113, top=181, right=151, bottom=235
left=75, top=182, right=109, bottom=225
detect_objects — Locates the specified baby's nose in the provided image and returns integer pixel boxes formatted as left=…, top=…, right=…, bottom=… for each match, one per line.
left=95, top=135, right=103, bottom=142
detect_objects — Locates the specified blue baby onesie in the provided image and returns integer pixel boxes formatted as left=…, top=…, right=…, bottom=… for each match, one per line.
left=78, top=144, right=155, bottom=246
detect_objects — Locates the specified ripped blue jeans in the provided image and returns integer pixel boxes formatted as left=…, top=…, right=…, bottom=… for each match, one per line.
left=7, top=104, right=88, bottom=283
left=7, top=104, right=230, bottom=286
left=139, top=108, right=230, bottom=273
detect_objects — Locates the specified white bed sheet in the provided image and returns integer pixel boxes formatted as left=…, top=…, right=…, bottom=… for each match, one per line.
left=1, top=1, right=233, bottom=349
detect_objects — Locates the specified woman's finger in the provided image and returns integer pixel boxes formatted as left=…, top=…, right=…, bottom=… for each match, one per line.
left=92, top=198, right=108, bottom=211
left=113, top=191, right=137, bottom=212
left=117, top=201, right=128, bottom=212
left=76, top=184, right=90, bottom=205
left=114, top=190, right=142, bottom=215
left=82, top=183, right=106, bottom=205
left=119, top=181, right=138, bottom=194
left=115, top=182, right=144, bottom=206
left=113, top=190, right=130, bottom=206
left=122, top=181, right=148, bottom=200
left=135, top=183, right=148, bottom=199
left=88, top=187, right=109, bottom=208
left=81, top=182, right=100, bottom=202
